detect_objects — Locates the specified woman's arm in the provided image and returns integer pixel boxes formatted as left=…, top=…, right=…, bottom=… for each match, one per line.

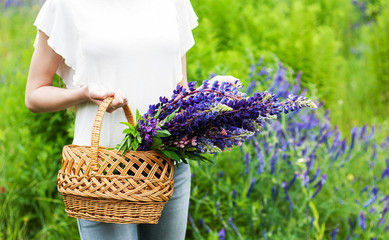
left=25, top=31, right=125, bottom=113
left=177, top=55, right=189, bottom=89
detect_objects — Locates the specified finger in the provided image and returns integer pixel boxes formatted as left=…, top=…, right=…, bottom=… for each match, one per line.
left=112, top=91, right=127, bottom=108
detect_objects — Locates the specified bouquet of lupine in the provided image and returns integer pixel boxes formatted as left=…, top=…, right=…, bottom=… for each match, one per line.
left=115, top=80, right=317, bottom=163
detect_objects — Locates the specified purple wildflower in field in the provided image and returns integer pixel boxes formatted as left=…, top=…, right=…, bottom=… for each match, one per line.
left=306, top=151, right=315, bottom=171
left=270, top=153, right=278, bottom=175
left=381, top=166, right=389, bottom=180
left=288, top=172, right=298, bottom=188
left=331, top=227, right=339, bottom=240
left=385, top=225, right=389, bottom=232
left=302, top=170, right=309, bottom=189
left=272, top=185, right=278, bottom=201
left=199, top=218, right=211, bottom=233
left=282, top=181, right=294, bottom=210
left=309, top=168, right=321, bottom=183
left=379, top=207, right=388, bottom=225
left=246, top=178, right=255, bottom=198
left=255, top=141, right=265, bottom=174
left=188, top=214, right=197, bottom=231
left=369, top=207, right=377, bottom=214
left=228, top=217, right=240, bottom=236
left=311, top=174, right=327, bottom=199
left=349, top=217, right=357, bottom=233
left=310, top=217, right=314, bottom=229
left=363, top=187, right=379, bottom=208
left=360, top=186, right=369, bottom=196
left=244, top=153, right=250, bottom=175
left=359, top=211, right=366, bottom=231
left=218, top=228, right=225, bottom=240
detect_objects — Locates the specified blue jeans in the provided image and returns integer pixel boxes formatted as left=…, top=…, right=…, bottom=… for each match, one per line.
left=77, top=163, right=191, bottom=240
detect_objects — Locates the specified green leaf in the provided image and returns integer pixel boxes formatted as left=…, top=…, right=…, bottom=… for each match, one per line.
left=155, top=129, right=171, bottom=138
left=186, top=152, right=213, bottom=163
left=121, top=121, right=136, bottom=128
left=123, top=126, right=137, bottom=134
left=151, top=138, right=164, bottom=150
left=136, top=133, right=142, bottom=142
left=154, top=105, right=162, bottom=119
left=161, top=150, right=182, bottom=162
left=132, top=140, right=139, bottom=151
left=163, top=107, right=180, bottom=123
left=136, top=109, right=142, bottom=122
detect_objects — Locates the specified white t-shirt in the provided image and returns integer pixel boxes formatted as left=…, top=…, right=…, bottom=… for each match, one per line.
left=33, top=0, right=198, bottom=147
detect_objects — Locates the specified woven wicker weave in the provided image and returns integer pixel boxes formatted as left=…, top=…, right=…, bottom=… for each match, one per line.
left=57, top=97, right=174, bottom=224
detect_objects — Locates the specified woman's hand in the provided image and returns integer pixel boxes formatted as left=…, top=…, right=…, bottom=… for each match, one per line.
left=84, top=84, right=128, bottom=113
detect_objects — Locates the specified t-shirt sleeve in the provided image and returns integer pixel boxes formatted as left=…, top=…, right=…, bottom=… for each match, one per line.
left=175, top=0, right=199, bottom=56
left=33, top=0, right=79, bottom=76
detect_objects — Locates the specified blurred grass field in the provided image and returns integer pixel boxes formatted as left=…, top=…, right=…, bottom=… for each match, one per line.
left=0, top=0, right=388, bottom=239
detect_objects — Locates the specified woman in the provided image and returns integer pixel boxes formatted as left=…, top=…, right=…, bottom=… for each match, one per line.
left=25, top=0, right=237, bottom=239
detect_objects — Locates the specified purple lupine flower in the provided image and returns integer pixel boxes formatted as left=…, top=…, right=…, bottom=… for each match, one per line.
left=270, top=152, right=278, bottom=175
left=311, top=174, right=327, bottom=199
left=246, top=178, right=255, bottom=198
left=310, top=217, right=314, bottom=229
left=363, top=187, right=379, bottom=208
left=257, top=56, right=264, bottom=66
left=249, top=64, right=255, bottom=79
left=262, top=231, right=268, bottom=240
left=272, top=185, right=278, bottom=202
left=367, top=125, right=375, bottom=141
left=281, top=181, right=294, bottom=210
left=360, top=186, right=369, bottom=196
left=349, top=126, right=358, bottom=152
left=306, top=151, right=315, bottom=171
left=244, top=153, right=250, bottom=175
left=258, top=67, right=268, bottom=76
left=292, top=71, right=302, bottom=94
left=309, top=168, right=321, bottom=183
left=246, top=80, right=257, bottom=95
left=302, top=147, right=308, bottom=157
left=379, top=207, right=388, bottom=225
left=199, top=218, right=211, bottom=233
left=331, top=227, right=339, bottom=240
left=360, top=125, right=367, bottom=140
left=218, top=228, right=225, bottom=240
left=379, top=195, right=389, bottom=206
left=302, top=170, right=309, bottom=189
left=385, top=225, right=389, bottom=232
left=381, top=166, right=389, bottom=180
left=329, top=131, right=341, bottom=153
left=348, top=217, right=357, bottom=233
left=359, top=211, right=366, bottom=231
left=288, top=172, right=298, bottom=188
left=219, top=170, right=224, bottom=178
left=188, top=214, right=197, bottom=231
left=255, top=142, right=265, bottom=174
left=369, top=207, right=377, bottom=214
left=228, top=217, right=240, bottom=236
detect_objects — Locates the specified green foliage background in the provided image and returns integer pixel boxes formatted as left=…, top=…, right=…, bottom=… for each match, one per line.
left=0, top=0, right=388, bottom=239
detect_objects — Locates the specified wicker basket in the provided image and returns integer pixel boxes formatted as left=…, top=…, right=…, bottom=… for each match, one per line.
left=56, top=97, right=174, bottom=224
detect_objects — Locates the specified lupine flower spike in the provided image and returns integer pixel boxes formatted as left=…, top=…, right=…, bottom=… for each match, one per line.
left=115, top=80, right=317, bottom=163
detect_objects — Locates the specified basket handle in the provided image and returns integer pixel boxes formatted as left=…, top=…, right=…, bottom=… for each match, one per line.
left=89, top=97, right=135, bottom=173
